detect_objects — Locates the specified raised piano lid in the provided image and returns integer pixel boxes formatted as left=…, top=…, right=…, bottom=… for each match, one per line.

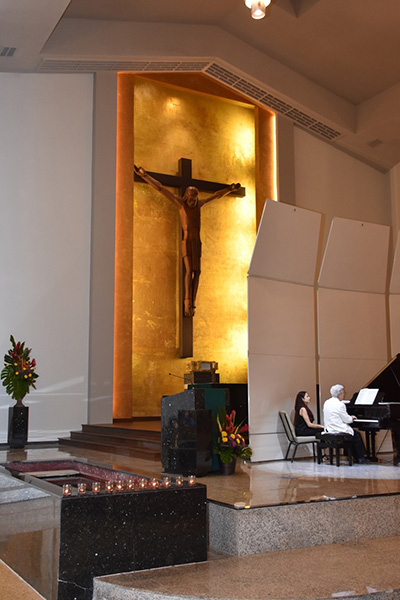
left=364, top=353, right=400, bottom=403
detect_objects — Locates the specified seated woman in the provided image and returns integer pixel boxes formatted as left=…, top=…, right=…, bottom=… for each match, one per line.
left=294, top=391, right=324, bottom=438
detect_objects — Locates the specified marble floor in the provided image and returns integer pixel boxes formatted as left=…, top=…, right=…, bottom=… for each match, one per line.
left=1, top=444, right=400, bottom=600
left=1, top=444, right=400, bottom=508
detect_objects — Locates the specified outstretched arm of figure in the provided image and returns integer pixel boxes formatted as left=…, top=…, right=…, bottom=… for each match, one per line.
left=134, top=164, right=183, bottom=208
left=199, top=182, right=241, bottom=207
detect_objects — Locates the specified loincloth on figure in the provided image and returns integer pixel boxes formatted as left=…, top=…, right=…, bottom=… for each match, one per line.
left=182, top=239, right=201, bottom=272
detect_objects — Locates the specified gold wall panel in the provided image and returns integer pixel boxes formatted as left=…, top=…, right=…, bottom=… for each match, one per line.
left=114, top=74, right=135, bottom=418
left=132, top=77, right=256, bottom=415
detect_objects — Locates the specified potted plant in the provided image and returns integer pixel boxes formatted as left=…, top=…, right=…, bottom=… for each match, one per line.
left=214, top=409, right=252, bottom=474
left=1, top=335, right=39, bottom=448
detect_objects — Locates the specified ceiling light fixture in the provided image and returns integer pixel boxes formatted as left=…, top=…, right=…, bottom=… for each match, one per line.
left=245, top=0, right=271, bottom=19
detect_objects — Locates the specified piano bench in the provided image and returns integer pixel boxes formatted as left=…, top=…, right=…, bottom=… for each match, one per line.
left=317, top=434, right=353, bottom=467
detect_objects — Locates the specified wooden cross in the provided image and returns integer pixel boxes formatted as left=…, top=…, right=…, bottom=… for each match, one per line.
left=134, top=157, right=245, bottom=357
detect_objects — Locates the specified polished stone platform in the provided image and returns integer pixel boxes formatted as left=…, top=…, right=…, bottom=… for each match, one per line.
left=208, top=459, right=400, bottom=555
left=0, top=455, right=206, bottom=600
left=1, top=444, right=400, bottom=600
left=94, top=537, right=400, bottom=600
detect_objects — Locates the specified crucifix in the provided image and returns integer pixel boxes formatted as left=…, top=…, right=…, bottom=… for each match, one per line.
left=134, top=158, right=245, bottom=358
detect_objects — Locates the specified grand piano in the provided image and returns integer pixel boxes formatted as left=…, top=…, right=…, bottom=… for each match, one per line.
left=348, top=354, right=400, bottom=463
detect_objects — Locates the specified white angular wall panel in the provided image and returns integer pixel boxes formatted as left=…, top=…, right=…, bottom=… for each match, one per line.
left=248, top=200, right=322, bottom=461
left=250, top=430, right=314, bottom=462
left=248, top=278, right=315, bottom=357
left=318, top=289, right=387, bottom=361
left=249, top=200, right=321, bottom=285
left=318, top=357, right=387, bottom=407
left=389, top=295, right=400, bottom=357
left=250, top=432, right=315, bottom=462
left=248, top=353, right=317, bottom=434
left=317, top=217, right=390, bottom=410
left=319, top=217, right=389, bottom=293
left=389, top=233, right=400, bottom=294
left=389, top=232, right=400, bottom=356
left=250, top=432, right=287, bottom=462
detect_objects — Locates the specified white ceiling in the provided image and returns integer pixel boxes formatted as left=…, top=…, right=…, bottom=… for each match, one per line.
left=2, top=0, right=400, bottom=171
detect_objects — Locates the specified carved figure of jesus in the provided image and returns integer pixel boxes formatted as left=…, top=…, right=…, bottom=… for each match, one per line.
left=134, top=164, right=240, bottom=317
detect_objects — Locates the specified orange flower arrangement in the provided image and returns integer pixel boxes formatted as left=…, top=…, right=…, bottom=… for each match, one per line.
left=1, top=335, right=39, bottom=402
left=214, top=409, right=252, bottom=464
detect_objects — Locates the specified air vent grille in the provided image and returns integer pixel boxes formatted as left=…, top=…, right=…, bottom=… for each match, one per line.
left=38, top=58, right=342, bottom=142
left=39, top=59, right=208, bottom=73
left=205, top=62, right=341, bottom=141
left=0, top=46, right=16, bottom=57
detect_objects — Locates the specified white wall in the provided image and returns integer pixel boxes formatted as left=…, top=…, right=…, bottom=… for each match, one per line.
left=0, top=73, right=93, bottom=442
left=294, top=127, right=391, bottom=245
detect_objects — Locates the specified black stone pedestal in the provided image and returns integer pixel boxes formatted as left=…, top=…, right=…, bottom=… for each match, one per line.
left=161, top=389, right=213, bottom=476
left=8, top=404, right=29, bottom=448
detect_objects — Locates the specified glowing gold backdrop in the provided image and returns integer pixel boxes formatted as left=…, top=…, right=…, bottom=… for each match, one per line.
left=114, top=74, right=276, bottom=418
left=128, top=77, right=255, bottom=415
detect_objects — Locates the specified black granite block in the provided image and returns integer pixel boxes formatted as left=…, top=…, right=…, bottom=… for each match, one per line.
left=8, top=405, right=29, bottom=448
left=1, top=460, right=208, bottom=600
left=161, top=388, right=205, bottom=467
left=58, top=486, right=207, bottom=599
left=173, top=386, right=228, bottom=471
left=131, top=488, right=207, bottom=567
left=161, top=389, right=212, bottom=476
left=175, top=409, right=212, bottom=476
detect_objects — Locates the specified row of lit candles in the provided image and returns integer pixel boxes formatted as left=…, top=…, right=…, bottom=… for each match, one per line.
left=62, top=474, right=196, bottom=496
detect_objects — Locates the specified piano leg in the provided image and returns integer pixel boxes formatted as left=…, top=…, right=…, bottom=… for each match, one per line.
left=369, top=430, right=378, bottom=462
left=391, top=430, right=400, bottom=465
left=363, top=429, right=378, bottom=462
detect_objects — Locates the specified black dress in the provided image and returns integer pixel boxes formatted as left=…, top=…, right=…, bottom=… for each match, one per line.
left=295, top=410, right=322, bottom=438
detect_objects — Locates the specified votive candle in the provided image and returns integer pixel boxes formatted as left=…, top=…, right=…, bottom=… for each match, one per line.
left=92, top=481, right=101, bottom=494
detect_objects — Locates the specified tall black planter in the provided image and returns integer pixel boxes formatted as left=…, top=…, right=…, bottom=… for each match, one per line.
left=8, top=403, right=29, bottom=449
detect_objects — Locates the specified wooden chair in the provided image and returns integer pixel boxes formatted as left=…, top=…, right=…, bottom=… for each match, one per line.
left=317, top=433, right=353, bottom=466
left=279, top=411, right=317, bottom=462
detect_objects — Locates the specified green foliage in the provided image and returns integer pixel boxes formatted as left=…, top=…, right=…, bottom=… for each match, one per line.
left=1, top=335, right=39, bottom=401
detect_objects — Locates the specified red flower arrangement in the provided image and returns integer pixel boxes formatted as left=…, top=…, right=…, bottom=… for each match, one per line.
left=1, top=335, right=39, bottom=402
left=214, top=409, right=252, bottom=464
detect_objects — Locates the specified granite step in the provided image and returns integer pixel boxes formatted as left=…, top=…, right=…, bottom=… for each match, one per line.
left=70, top=429, right=160, bottom=449
left=58, top=434, right=161, bottom=460
left=58, top=420, right=162, bottom=460
left=81, top=422, right=161, bottom=440
left=93, top=537, right=400, bottom=600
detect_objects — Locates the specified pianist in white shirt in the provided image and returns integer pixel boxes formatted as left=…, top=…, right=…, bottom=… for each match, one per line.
left=323, top=384, right=368, bottom=464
